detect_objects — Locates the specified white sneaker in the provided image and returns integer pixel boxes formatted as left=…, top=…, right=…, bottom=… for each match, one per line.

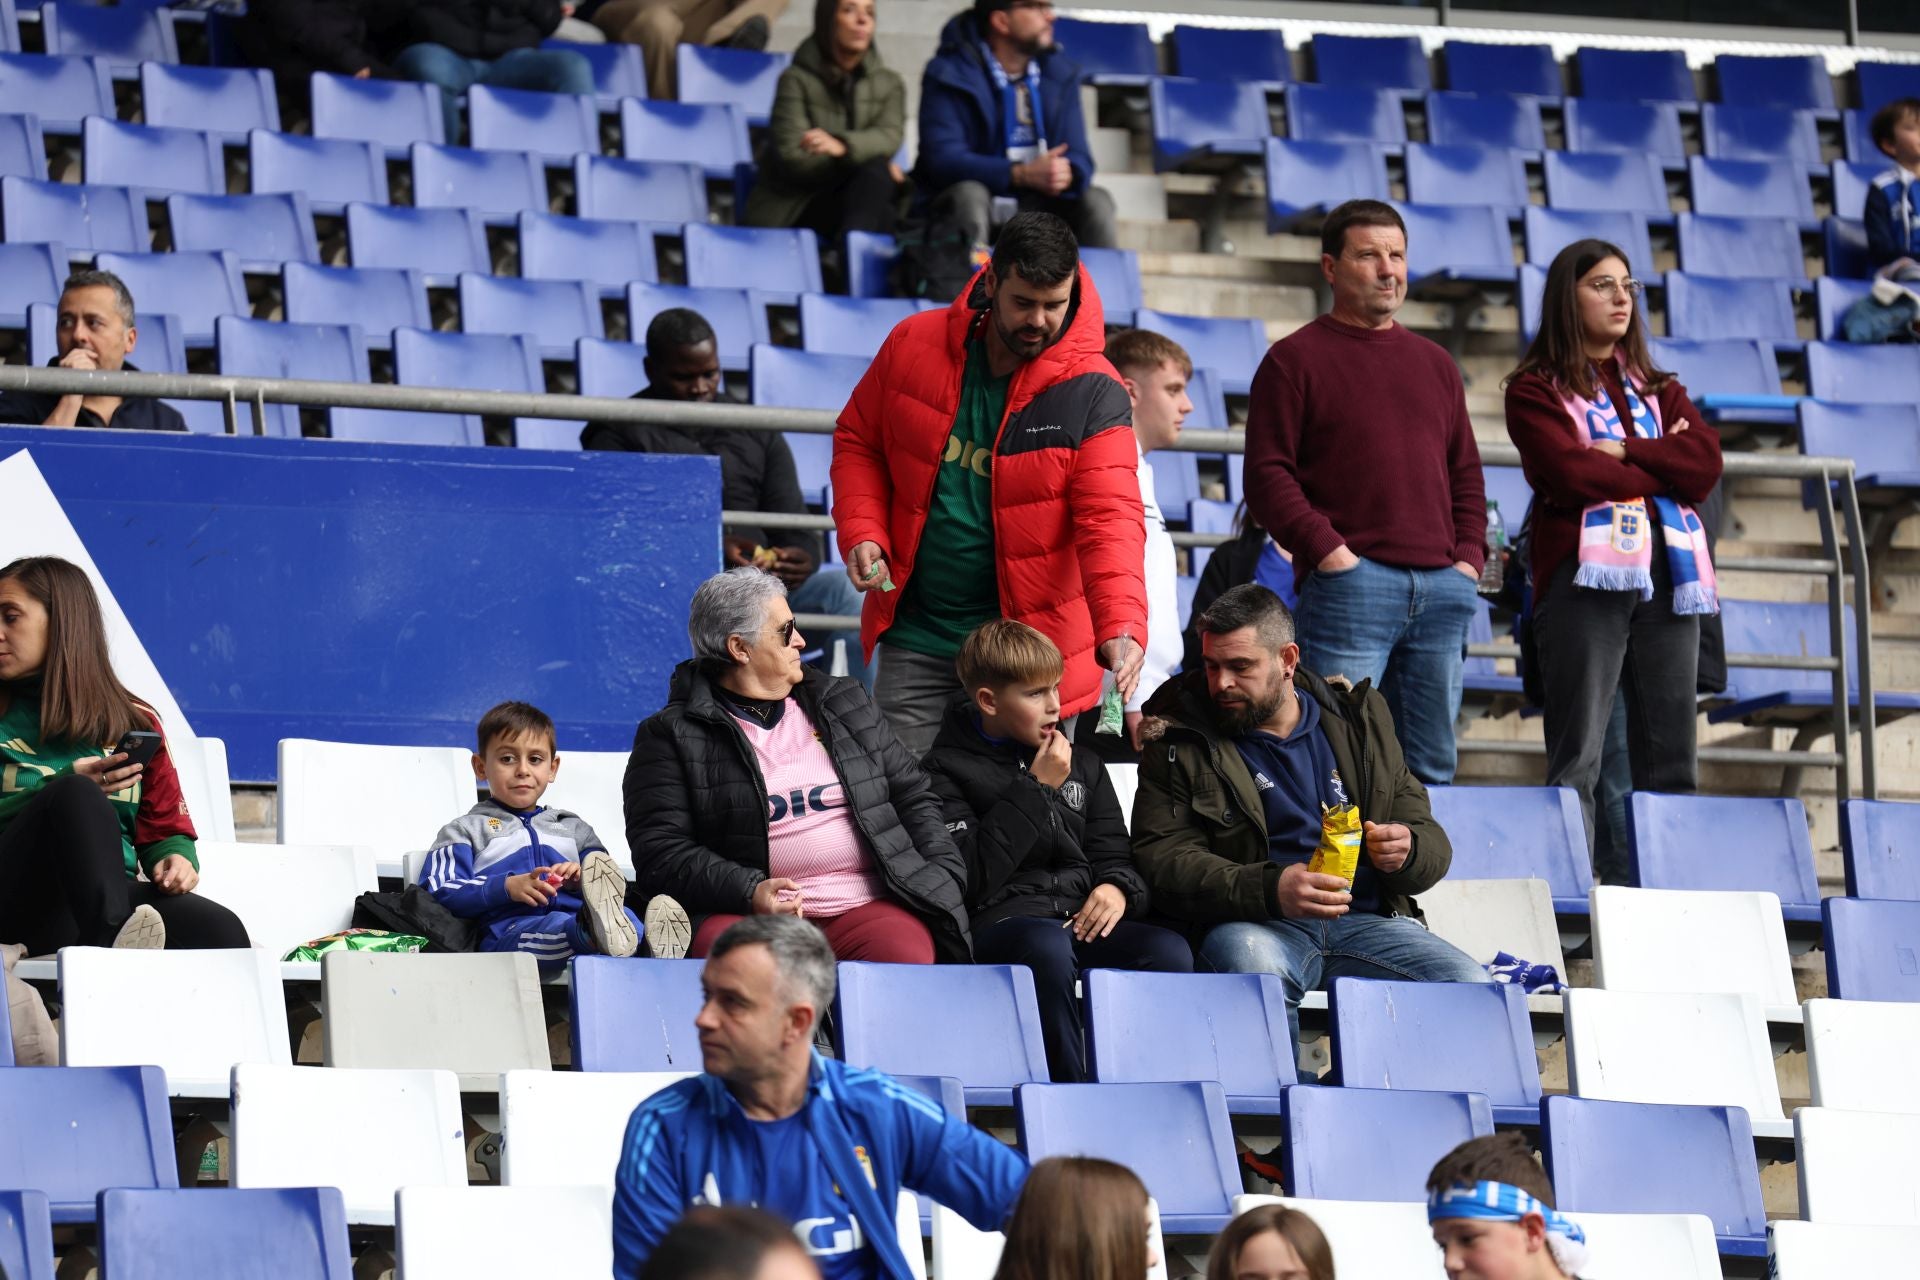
left=643, top=894, right=692, bottom=960
left=579, top=851, right=639, bottom=959
left=112, top=904, right=166, bottom=950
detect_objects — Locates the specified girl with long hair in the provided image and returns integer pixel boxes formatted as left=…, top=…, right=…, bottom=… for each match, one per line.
left=993, top=1157, right=1157, bottom=1280
left=1206, top=1204, right=1336, bottom=1280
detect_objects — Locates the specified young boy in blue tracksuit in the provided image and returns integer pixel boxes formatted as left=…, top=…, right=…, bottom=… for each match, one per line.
left=419, top=700, right=642, bottom=965
left=1864, top=97, right=1920, bottom=270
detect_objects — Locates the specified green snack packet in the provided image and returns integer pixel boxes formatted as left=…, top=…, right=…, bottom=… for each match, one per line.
left=1095, top=682, right=1125, bottom=735
left=283, top=928, right=429, bottom=963
left=864, top=558, right=895, bottom=592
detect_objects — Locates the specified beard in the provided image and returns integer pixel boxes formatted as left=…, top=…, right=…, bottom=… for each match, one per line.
left=1212, top=682, right=1288, bottom=735
left=992, top=308, right=1054, bottom=360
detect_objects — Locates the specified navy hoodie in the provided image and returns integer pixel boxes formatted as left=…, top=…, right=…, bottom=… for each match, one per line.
left=1232, top=691, right=1380, bottom=914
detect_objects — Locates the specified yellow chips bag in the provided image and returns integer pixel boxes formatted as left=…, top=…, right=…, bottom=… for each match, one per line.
left=1308, top=803, right=1362, bottom=884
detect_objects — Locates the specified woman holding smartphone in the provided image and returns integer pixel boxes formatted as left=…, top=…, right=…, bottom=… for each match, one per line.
left=0, top=556, right=248, bottom=952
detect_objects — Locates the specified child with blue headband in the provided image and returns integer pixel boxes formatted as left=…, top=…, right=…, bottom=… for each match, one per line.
left=1426, top=1134, right=1589, bottom=1280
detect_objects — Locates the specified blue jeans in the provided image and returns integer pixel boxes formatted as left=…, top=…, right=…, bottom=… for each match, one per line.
left=1198, top=913, right=1489, bottom=1053
left=1293, top=557, right=1479, bottom=785
left=391, top=43, right=597, bottom=144
left=789, top=567, right=872, bottom=689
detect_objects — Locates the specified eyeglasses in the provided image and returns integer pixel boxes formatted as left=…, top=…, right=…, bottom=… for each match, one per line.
left=772, top=618, right=797, bottom=646
left=1584, top=276, right=1644, bottom=300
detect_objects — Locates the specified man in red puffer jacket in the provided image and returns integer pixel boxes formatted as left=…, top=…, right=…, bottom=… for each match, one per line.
left=832, top=212, right=1147, bottom=757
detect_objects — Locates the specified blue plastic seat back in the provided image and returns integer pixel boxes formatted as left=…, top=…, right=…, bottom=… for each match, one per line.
left=685, top=223, right=822, bottom=295
left=1806, top=340, right=1920, bottom=405
left=892, top=1075, right=968, bottom=1120
left=310, top=72, right=444, bottom=149
left=1425, top=784, right=1591, bottom=903
left=0, top=1190, right=51, bottom=1280
left=1664, top=272, right=1797, bottom=343
left=1133, top=308, right=1267, bottom=397
left=139, top=62, right=277, bottom=138
left=798, top=292, right=919, bottom=358
left=1824, top=215, right=1875, bottom=280
left=93, top=249, right=244, bottom=344
left=1329, top=979, right=1540, bottom=1119
left=167, top=191, right=319, bottom=266
left=1148, top=77, right=1268, bottom=172
left=1700, top=103, right=1821, bottom=167
left=459, top=272, right=603, bottom=349
left=1049, top=17, right=1157, bottom=82
left=518, top=211, right=658, bottom=293
left=749, top=343, right=867, bottom=411
left=345, top=203, right=490, bottom=278
left=0, top=0, right=13, bottom=55
left=83, top=117, right=223, bottom=196
left=1442, top=41, right=1561, bottom=98
left=1542, top=148, right=1670, bottom=216
left=1839, top=798, right=1920, bottom=900
left=1312, top=33, right=1429, bottom=91
left=0, top=52, right=112, bottom=132
left=250, top=130, right=388, bottom=211
left=1823, top=897, right=1920, bottom=1002
left=676, top=43, right=789, bottom=121
left=1079, top=246, right=1142, bottom=321
left=542, top=38, right=646, bottom=102
left=568, top=956, right=708, bottom=1071
left=1843, top=107, right=1880, bottom=165
left=1263, top=138, right=1391, bottom=224
left=1626, top=792, right=1819, bottom=910
left=845, top=229, right=898, bottom=299
left=395, top=325, right=543, bottom=395
left=1517, top=262, right=1546, bottom=342
left=1716, top=597, right=1860, bottom=704
left=468, top=83, right=599, bottom=161
left=1404, top=143, right=1528, bottom=210
left=1831, top=160, right=1891, bottom=228
left=215, top=315, right=370, bottom=437
left=1185, top=366, right=1228, bottom=433
left=0, top=109, right=41, bottom=179
left=1561, top=98, right=1684, bottom=165
left=41, top=2, right=176, bottom=68
left=575, top=335, right=651, bottom=401
left=1483, top=465, right=1533, bottom=528
left=1394, top=201, right=1514, bottom=279
left=833, top=962, right=1050, bottom=1104
left=1016, top=1082, right=1238, bottom=1227
left=574, top=155, right=707, bottom=225
left=1687, top=155, right=1815, bottom=222
left=1714, top=53, right=1834, bottom=110
left=1856, top=61, right=1920, bottom=115
left=628, top=282, right=768, bottom=370
left=1284, top=1085, right=1495, bottom=1202
left=283, top=263, right=431, bottom=349
left=1649, top=336, right=1782, bottom=397
left=1674, top=213, right=1804, bottom=281
left=619, top=99, right=750, bottom=178
left=1170, top=24, right=1288, bottom=85
left=1542, top=1096, right=1765, bottom=1242
left=98, top=1187, right=351, bottom=1279
left=1423, top=91, right=1545, bottom=152
left=1148, top=451, right=1198, bottom=523
left=410, top=142, right=546, bottom=218
left=0, top=1066, right=176, bottom=1223
left=1576, top=46, right=1694, bottom=102
left=1, top=176, right=147, bottom=253
left=1084, top=971, right=1296, bottom=1112
left=1283, top=83, right=1405, bottom=144
left=1798, top=399, right=1920, bottom=483
left=1521, top=208, right=1653, bottom=275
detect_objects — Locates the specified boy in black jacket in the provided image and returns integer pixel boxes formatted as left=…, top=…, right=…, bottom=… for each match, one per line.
left=923, top=620, right=1192, bottom=1081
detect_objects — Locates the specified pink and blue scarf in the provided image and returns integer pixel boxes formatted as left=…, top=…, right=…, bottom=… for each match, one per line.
left=1563, top=367, right=1718, bottom=616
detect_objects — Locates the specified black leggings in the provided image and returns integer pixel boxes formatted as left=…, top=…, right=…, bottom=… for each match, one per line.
left=0, top=774, right=250, bottom=953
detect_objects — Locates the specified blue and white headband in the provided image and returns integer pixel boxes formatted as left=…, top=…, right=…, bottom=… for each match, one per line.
left=1428, top=1180, right=1590, bottom=1275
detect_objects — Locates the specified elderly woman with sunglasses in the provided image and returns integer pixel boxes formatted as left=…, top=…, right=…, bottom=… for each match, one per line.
left=1503, top=240, right=1723, bottom=863
left=625, top=567, right=971, bottom=964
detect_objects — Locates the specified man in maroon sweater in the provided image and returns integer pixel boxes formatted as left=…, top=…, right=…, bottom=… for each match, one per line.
left=1243, top=200, right=1486, bottom=785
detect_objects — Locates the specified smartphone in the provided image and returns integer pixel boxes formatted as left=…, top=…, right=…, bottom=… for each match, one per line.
left=113, top=729, right=163, bottom=769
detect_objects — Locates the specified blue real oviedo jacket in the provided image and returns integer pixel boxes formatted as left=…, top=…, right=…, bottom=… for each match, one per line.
left=612, top=1052, right=1028, bottom=1279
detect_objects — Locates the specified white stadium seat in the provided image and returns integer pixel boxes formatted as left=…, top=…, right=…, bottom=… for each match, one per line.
left=1795, top=1107, right=1920, bottom=1226
left=396, top=1184, right=611, bottom=1279
left=536, top=748, right=635, bottom=873
left=1806, top=997, right=1920, bottom=1113
left=931, top=1202, right=1004, bottom=1280
left=321, top=950, right=550, bottom=1090
left=1107, top=762, right=1138, bottom=832
left=1231, top=1196, right=1444, bottom=1277
left=1564, top=989, right=1789, bottom=1139
left=501, top=1069, right=694, bottom=1197
left=169, top=734, right=235, bottom=843
left=192, top=841, right=379, bottom=958
left=1769, top=1220, right=1920, bottom=1277
left=1417, top=876, right=1565, bottom=973
left=1570, top=1210, right=1722, bottom=1279
left=1590, top=886, right=1800, bottom=1022
left=277, top=738, right=476, bottom=877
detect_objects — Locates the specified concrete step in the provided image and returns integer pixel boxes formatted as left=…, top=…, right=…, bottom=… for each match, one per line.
left=1096, top=174, right=1169, bottom=223
left=1141, top=275, right=1318, bottom=325
left=1090, top=125, right=1133, bottom=176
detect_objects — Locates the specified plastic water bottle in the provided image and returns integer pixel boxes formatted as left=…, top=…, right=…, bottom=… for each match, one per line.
left=1479, top=500, right=1507, bottom=596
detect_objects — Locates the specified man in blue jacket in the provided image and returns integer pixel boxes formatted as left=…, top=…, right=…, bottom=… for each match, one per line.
left=914, top=0, right=1116, bottom=249
left=611, top=916, right=1027, bottom=1279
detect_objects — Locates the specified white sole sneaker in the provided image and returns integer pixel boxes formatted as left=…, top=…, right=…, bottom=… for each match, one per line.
left=112, top=904, right=166, bottom=950
left=580, top=851, right=639, bottom=959
left=643, top=894, right=692, bottom=960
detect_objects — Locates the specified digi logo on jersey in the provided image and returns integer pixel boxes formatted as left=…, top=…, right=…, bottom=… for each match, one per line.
left=768, top=783, right=847, bottom=822
left=793, top=1213, right=866, bottom=1258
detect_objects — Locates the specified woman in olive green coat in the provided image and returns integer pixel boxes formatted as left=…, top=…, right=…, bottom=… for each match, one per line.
left=742, top=0, right=905, bottom=242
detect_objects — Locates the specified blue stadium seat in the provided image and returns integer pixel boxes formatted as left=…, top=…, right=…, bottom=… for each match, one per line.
left=1133, top=308, right=1267, bottom=397
left=1856, top=61, right=1920, bottom=114
left=1148, top=450, right=1199, bottom=523
left=1423, top=91, right=1545, bottom=153
left=1262, top=138, right=1391, bottom=230
left=569, top=955, right=707, bottom=1071
left=467, top=83, right=598, bottom=162
left=139, top=62, right=277, bottom=141
left=1282, top=83, right=1406, bottom=145
left=458, top=272, right=602, bottom=357
left=1823, top=898, right=1920, bottom=1002
left=82, top=117, right=222, bottom=197
left=620, top=99, right=751, bottom=181
left=1482, top=464, right=1533, bottom=527
left=1330, top=979, right=1540, bottom=1125
left=1626, top=792, right=1819, bottom=922
left=749, top=343, right=865, bottom=411
left=0, top=1190, right=51, bottom=1280
left=215, top=316, right=371, bottom=438
left=283, top=263, right=431, bottom=352
left=1186, top=365, right=1228, bottom=431
left=1083, top=971, right=1295, bottom=1115
left=410, top=142, right=546, bottom=221
left=1, top=176, right=146, bottom=255
left=0, top=52, right=112, bottom=133
left=573, top=155, right=707, bottom=225
left=1048, top=16, right=1157, bottom=85
left=518, top=210, right=659, bottom=296
left=846, top=229, right=899, bottom=299
left=1170, top=23, right=1288, bottom=87
left=1542, top=150, right=1670, bottom=217
left=1186, top=496, right=1233, bottom=577
left=0, top=0, right=13, bottom=55
left=1016, top=1082, right=1237, bottom=1231
left=1522, top=208, right=1653, bottom=274
left=1543, top=1096, right=1766, bottom=1256
left=542, top=38, right=646, bottom=107
left=1561, top=98, right=1685, bottom=167
left=1080, top=246, right=1142, bottom=326
left=835, top=962, right=1050, bottom=1106
left=1312, top=33, right=1429, bottom=91
left=1687, top=156, right=1815, bottom=224
left=93, top=249, right=245, bottom=346
left=684, top=223, right=822, bottom=298
left=1714, top=53, right=1834, bottom=111
left=1798, top=400, right=1920, bottom=509
left=26, top=306, right=223, bottom=432
left=345, top=202, right=490, bottom=284
left=575, top=334, right=651, bottom=405
left=1284, top=1086, right=1495, bottom=1202
left=1441, top=41, right=1561, bottom=98
left=1842, top=107, right=1880, bottom=165
left=1463, top=596, right=1521, bottom=701
left=1838, top=797, right=1920, bottom=900
left=250, top=130, right=387, bottom=213
left=798, top=292, right=919, bottom=358
left=0, top=1066, right=175, bottom=1223
left=1831, top=160, right=1891, bottom=229
left=676, top=43, right=789, bottom=123
left=1426, top=784, right=1592, bottom=913
left=1393, top=201, right=1515, bottom=289
left=1517, top=261, right=1546, bottom=343
left=40, top=2, right=176, bottom=69
left=1576, top=46, right=1694, bottom=102
left=628, top=282, right=768, bottom=371
left=384, top=327, right=542, bottom=447
left=310, top=71, right=443, bottom=152
left=1650, top=336, right=1790, bottom=425
left=167, top=191, right=319, bottom=270
left=1663, top=272, right=1797, bottom=346
left=1806, top=340, right=1920, bottom=405
left=0, top=110, right=38, bottom=180
left=1700, top=103, right=1821, bottom=167
left=1403, top=143, right=1528, bottom=212
left=1823, top=215, right=1875, bottom=280
left=99, top=1187, right=351, bottom=1279
left=1147, top=78, right=1268, bottom=173
left=1675, top=213, right=1804, bottom=280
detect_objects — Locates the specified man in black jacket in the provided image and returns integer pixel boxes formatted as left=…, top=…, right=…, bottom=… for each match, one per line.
left=390, top=0, right=595, bottom=142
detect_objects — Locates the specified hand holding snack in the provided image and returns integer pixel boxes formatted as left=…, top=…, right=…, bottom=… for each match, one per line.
left=1362, top=820, right=1412, bottom=874
left=846, top=540, right=895, bottom=593
left=1275, top=862, right=1351, bottom=920
left=1030, top=728, right=1071, bottom=789
left=1308, top=804, right=1363, bottom=884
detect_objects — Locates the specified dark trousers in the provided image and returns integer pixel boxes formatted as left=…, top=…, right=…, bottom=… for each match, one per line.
left=972, top=913, right=1194, bottom=1082
left=796, top=155, right=901, bottom=243
left=0, top=775, right=250, bottom=954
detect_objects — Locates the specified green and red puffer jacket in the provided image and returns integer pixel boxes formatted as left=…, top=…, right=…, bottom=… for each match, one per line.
left=831, top=263, right=1147, bottom=718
